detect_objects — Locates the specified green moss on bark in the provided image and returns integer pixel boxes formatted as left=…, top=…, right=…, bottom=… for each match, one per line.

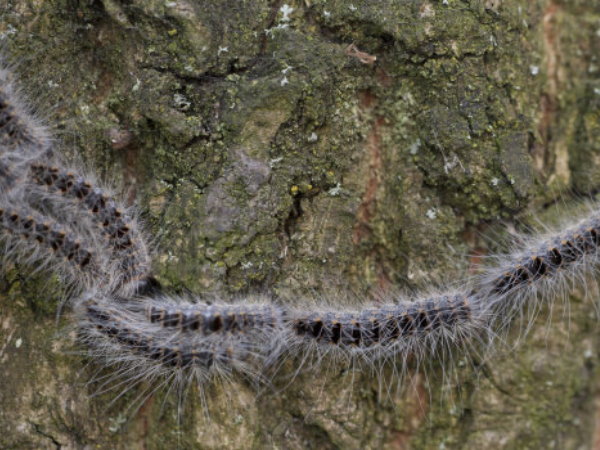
left=1, top=0, right=600, bottom=448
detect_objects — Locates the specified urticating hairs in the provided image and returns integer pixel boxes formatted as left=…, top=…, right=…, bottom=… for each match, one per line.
left=1, top=55, right=599, bottom=408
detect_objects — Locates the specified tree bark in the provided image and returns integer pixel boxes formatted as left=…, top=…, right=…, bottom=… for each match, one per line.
left=1, top=0, right=600, bottom=448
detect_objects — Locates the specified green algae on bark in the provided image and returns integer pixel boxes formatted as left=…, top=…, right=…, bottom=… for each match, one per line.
left=1, top=0, right=600, bottom=448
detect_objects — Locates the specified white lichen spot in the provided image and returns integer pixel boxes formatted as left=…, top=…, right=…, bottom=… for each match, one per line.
left=443, top=153, right=464, bottom=174
left=280, top=4, right=294, bottom=22
left=47, top=80, right=60, bottom=88
left=217, top=46, right=228, bottom=56
left=529, top=65, right=539, bottom=76
left=15, top=338, right=22, bottom=348
left=241, top=261, right=253, bottom=270
left=269, top=156, right=283, bottom=168
left=490, top=177, right=500, bottom=187
left=403, top=91, right=416, bottom=105
left=426, top=208, right=437, bottom=219
left=327, top=183, right=342, bottom=196
left=451, top=41, right=459, bottom=56
left=108, top=414, right=127, bottom=433
left=234, top=415, right=244, bottom=425
left=594, top=87, right=600, bottom=96
left=323, top=10, right=331, bottom=18
left=281, top=64, right=293, bottom=75
left=307, top=132, right=318, bottom=142
left=584, top=348, right=593, bottom=359
left=165, top=1, right=177, bottom=7
left=409, top=138, right=421, bottom=155
left=265, top=23, right=290, bottom=38
left=173, top=93, right=191, bottom=111
left=280, top=75, right=289, bottom=86
left=164, top=250, right=179, bottom=263
left=349, top=4, right=357, bottom=11
left=132, top=77, right=141, bottom=92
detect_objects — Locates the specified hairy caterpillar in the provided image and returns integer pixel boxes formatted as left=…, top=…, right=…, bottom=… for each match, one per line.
left=0, top=196, right=109, bottom=290
left=25, top=161, right=152, bottom=293
left=0, top=64, right=50, bottom=155
left=479, top=209, right=600, bottom=333
left=0, top=46, right=599, bottom=427
left=77, top=295, right=269, bottom=385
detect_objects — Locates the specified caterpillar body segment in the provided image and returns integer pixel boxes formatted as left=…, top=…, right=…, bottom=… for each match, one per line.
left=75, top=294, right=287, bottom=386
left=144, top=301, right=284, bottom=336
left=25, top=161, right=152, bottom=293
left=480, top=211, right=600, bottom=326
left=275, top=292, right=494, bottom=377
left=0, top=65, right=51, bottom=155
left=0, top=198, right=110, bottom=290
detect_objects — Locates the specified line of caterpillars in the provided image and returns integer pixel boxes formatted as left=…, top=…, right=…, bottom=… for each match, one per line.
left=5, top=61, right=600, bottom=378
left=6, top=155, right=600, bottom=364
left=287, top=217, right=600, bottom=349
left=84, top=209, right=600, bottom=366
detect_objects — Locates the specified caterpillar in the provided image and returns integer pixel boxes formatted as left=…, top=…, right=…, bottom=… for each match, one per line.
left=76, top=294, right=270, bottom=385
left=0, top=196, right=108, bottom=290
left=479, top=210, right=600, bottom=334
left=25, top=161, right=152, bottom=293
left=0, top=48, right=598, bottom=427
left=0, top=63, right=50, bottom=156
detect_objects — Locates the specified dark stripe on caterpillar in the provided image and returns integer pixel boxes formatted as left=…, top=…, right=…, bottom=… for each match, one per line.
left=492, top=218, right=600, bottom=295
left=290, top=294, right=475, bottom=348
left=0, top=89, right=47, bottom=152
left=146, top=303, right=283, bottom=335
left=29, top=163, right=132, bottom=243
left=0, top=206, right=94, bottom=269
left=84, top=300, right=241, bottom=370
left=27, top=162, right=152, bottom=287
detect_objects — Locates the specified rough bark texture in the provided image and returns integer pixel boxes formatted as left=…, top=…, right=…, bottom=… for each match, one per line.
left=1, top=0, right=600, bottom=448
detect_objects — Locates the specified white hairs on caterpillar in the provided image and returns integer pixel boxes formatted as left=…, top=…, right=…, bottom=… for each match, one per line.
left=1, top=51, right=600, bottom=420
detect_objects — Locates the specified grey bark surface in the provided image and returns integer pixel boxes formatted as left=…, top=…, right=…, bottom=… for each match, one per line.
left=1, top=0, right=600, bottom=448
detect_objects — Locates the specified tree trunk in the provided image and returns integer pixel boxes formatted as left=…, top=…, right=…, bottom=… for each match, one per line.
left=1, top=0, right=600, bottom=448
